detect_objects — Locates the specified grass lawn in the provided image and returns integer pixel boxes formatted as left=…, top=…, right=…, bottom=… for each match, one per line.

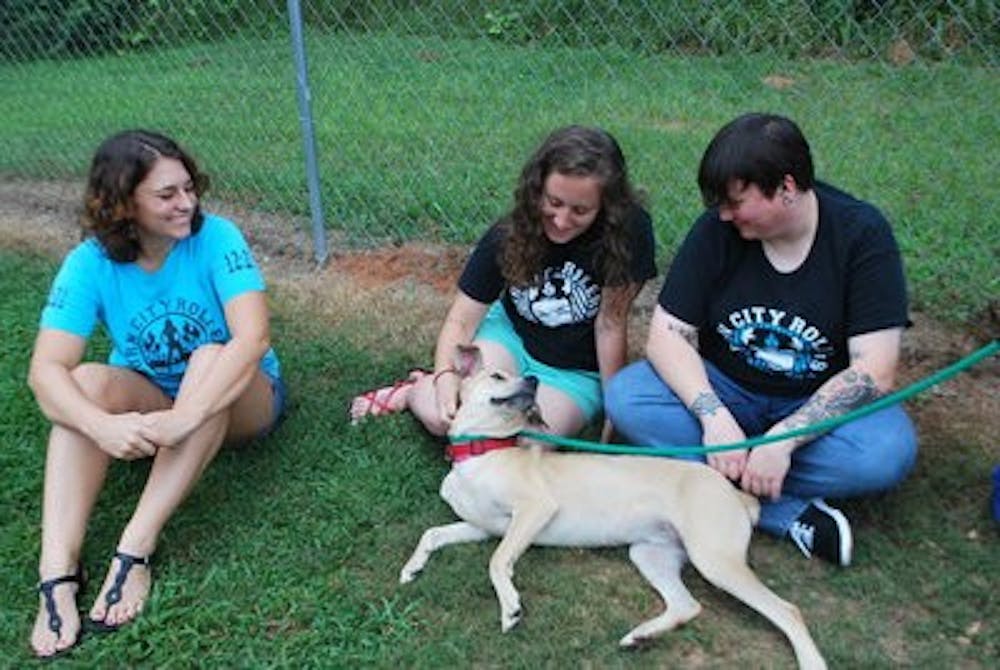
left=1, top=247, right=996, bottom=667
left=0, top=32, right=997, bottom=321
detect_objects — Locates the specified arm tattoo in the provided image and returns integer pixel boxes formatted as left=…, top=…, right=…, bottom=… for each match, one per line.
left=689, top=391, right=723, bottom=417
left=782, top=369, right=880, bottom=439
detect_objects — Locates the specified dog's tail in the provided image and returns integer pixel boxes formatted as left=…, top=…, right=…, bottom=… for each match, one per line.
left=735, top=490, right=761, bottom=526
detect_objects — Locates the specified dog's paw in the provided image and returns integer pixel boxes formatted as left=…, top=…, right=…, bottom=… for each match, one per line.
left=500, top=608, right=522, bottom=632
left=619, top=632, right=651, bottom=649
left=399, top=555, right=427, bottom=584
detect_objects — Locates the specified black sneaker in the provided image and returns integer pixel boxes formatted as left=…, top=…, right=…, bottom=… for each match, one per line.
left=788, top=500, right=853, bottom=567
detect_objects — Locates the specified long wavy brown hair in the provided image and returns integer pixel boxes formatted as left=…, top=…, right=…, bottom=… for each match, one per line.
left=499, top=125, right=641, bottom=289
left=81, top=129, right=209, bottom=262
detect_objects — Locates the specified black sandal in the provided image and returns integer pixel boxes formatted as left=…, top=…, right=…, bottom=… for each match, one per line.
left=88, top=551, right=151, bottom=633
left=36, top=564, right=85, bottom=657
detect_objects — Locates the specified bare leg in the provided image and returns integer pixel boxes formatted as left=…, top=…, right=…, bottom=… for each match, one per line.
left=33, top=432, right=111, bottom=657
left=89, top=346, right=276, bottom=627
left=32, top=364, right=169, bottom=656
left=349, top=370, right=432, bottom=424
left=410, top=339, right=586, bottom=437
left=405, top=339, right=519, bottom=435
left=400, top=373, right=445, bottom=434
left=533, top=383, right=586, bottom=436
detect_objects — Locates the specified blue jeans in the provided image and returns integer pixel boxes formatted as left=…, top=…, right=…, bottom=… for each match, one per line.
left=260, top=371, right=288, bottom=438
left=604, top=360, right=918, bottom=538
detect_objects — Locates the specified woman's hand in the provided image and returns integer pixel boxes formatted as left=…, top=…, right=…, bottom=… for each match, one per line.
left=702, top=412, right=749, bottom=482
left=140, top=408, right=202, bottom=449
left=740, top=440, right=793, bottom=500
left=431, top=292, right=489, bottom=431
left=90, top=412, right=159, bottom=460
left=434, top=373, right=460, bottom=427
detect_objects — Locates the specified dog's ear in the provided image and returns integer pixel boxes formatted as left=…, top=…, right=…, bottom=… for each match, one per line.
left=454, top=344, right=482, bottom=379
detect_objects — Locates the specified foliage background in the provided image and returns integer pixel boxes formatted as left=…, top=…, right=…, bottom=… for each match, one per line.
left=4, top=1, right=999, bottom=62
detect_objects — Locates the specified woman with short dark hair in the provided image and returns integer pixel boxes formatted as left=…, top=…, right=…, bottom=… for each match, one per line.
left=606, top=113, right=917, bottom=567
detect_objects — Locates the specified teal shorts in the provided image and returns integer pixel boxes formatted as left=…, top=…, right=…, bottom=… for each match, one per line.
left=474, top=302, right=603, bottom=422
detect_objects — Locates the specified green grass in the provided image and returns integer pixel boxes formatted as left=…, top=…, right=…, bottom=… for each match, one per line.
left=1, top=248, right=996, bottom=667
left=0, top=32, right=997, bottom=321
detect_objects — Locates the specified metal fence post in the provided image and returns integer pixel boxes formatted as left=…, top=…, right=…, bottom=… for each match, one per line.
left=287, top=0, right=327, bottom=266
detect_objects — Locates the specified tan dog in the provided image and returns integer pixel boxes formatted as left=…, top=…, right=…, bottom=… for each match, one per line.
left=400, top=345, right=826, bottom=670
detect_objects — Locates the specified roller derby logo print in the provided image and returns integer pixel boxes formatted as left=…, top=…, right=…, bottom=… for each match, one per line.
left=716, top=306, right=832, bottom=380
left=124, top=298, right=225, bottom=383
left=510, top=260, right=600, bottom=327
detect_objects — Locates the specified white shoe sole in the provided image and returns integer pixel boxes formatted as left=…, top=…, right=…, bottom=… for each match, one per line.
left=813, top=499, right=853, bottom=567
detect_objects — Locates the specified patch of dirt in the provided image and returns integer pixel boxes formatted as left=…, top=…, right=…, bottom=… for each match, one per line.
left=327, top=243, right=466, bottom=294
left=1, top=177, right=997, bottom=446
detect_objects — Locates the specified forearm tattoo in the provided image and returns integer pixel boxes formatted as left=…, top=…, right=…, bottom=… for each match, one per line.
left=782, top=369, right=880, bottom=442
left=689, top=391, right=723, bottom=417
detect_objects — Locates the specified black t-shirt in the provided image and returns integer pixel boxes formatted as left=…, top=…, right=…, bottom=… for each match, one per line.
left=459, top=206, right=657, bottom=371
left=659, top=182, right=908, bottom=396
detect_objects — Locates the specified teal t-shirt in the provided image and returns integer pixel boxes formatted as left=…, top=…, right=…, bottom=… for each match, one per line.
left=40, top=213, right=281, bottom=397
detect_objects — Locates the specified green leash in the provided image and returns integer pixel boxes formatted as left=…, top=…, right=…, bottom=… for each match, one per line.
left=454, top=338, right=998, bottom=457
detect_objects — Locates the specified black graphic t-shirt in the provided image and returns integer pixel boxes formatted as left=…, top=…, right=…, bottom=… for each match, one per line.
left=459, top=206, right=657, bottom=371
left=659, top=182, right=908, bottom=396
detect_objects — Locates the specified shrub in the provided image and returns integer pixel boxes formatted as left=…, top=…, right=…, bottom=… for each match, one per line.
left=2, top=1, right=996, bottom=64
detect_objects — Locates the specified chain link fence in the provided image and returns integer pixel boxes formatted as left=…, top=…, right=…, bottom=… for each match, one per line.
left=1, top=1, right=997, bottom=319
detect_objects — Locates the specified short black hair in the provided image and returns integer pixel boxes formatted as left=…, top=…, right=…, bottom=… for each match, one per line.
left=697, top=113, right=814, bottom=207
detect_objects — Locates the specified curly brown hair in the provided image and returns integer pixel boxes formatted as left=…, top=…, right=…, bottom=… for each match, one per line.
left=499, top=125, right=641, bottom=289
left=81, top=129, right=209, bottom=262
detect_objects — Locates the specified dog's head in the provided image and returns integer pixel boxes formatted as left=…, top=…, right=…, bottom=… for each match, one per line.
left=448, top=344, right=544, bottom=439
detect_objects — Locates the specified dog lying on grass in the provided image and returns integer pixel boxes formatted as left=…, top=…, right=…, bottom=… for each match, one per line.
left=400, top=345, right=826, bottom=670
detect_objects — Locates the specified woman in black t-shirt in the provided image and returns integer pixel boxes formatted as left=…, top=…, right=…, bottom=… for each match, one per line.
left=350, top=125, right=656, bottom=438
left=606, top=113, right=917, bottom=567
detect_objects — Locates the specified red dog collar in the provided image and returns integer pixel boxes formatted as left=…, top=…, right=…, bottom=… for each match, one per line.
left=446, top=437, right=519, bottom=463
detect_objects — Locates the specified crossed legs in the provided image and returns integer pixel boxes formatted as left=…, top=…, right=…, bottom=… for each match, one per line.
left=31, top=364, right=168, bottom=656
left=31, top=346, right=276, bottom=656
left=605, top=360, right=917, bottom=537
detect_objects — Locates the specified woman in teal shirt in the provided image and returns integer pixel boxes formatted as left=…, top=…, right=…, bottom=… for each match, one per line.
left=29, top=130, right=285, bottom=657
